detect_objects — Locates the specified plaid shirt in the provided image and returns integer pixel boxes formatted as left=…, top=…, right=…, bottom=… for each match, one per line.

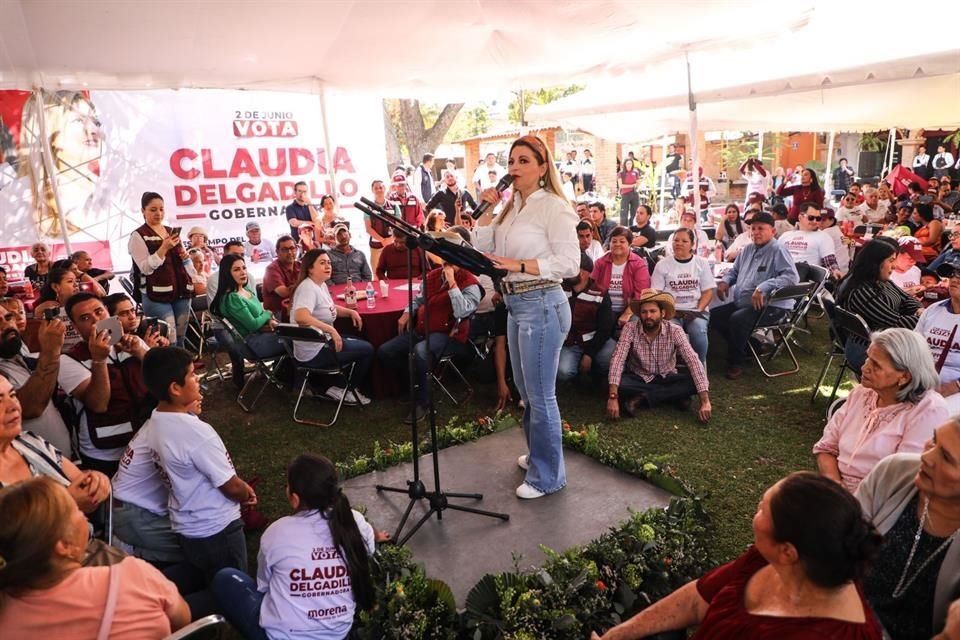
left=608, top=319, right=709, bottom=393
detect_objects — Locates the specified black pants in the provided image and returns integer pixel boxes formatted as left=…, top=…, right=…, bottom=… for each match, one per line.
left=620, top=190, right=640, bottom=225
left=179, top=518, right=247, bottom=585
left=79, top=453, right=120, bottom=478
left=618, top=371, right=695, bottom=407
left=710, top=303, right=788, bottom=367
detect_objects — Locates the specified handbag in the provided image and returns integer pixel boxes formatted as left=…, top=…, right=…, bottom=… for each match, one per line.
left=95, top=561, right=122, bottom=640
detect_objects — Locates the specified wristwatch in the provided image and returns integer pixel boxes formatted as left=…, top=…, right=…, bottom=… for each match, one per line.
left=608, top=393, right=618, bottom=400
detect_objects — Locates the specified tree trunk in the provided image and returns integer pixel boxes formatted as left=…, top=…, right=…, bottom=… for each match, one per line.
left=382, top=100, right=403, bottom=173
left=398, top=99, right=464, bottom=166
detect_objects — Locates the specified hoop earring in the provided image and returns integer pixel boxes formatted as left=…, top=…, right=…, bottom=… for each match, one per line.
left=538, top=177, right=546, bottom=188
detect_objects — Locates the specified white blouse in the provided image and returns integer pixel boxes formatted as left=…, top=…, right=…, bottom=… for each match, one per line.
left=472, top=189, right=580, bottom=283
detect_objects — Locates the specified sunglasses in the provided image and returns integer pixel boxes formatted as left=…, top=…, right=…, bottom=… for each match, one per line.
left=806, top=215, right=821, bottom=221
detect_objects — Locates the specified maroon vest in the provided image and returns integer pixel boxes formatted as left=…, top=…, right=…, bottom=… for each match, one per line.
left=415, top=268, right=479, bottom=343
left=565, top=288, right=605, bottom=347
left=132, top=223, right=194, bottom=303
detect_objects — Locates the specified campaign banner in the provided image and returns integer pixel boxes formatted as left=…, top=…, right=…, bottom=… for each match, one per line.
left=0, top=88, right=386, bottom=274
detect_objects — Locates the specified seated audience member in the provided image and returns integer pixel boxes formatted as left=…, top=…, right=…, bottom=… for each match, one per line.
left=818, top=208, right=851, bottom=275
left=666, top=209, right=711, bottom=257
left=771, top=202, right=795, bottom=238
left=291, top=249, right=373, bottom=405
left=296, top=223, right=319, bottom=257
left=590, top=201, right=618, bottom=245
left=714, top=204, right=744, bottom=252
left=916, top=262, right=960, bottom=415
left=0, top=375, right=109, bottom=514
left=329, top=224, right=372, bottom=285
left=629, top=204, right=658, bottom=251
left=856, top=421, right=960, bottom=639
left=103, top=293, right=169, bottom=348
left=187, top=249, right=210, bottom=305
left=376, top=232, right=425, bottom=281
left=651, top=228, right=715, bottom=364
left=243, top=221, right=277, bottom=264
left=813, top=328, right=947, bottom=493
left=471, top=271, right=511, bottom=411
left=937, top=178, right=960, bottom=210
left=55, top=257, right=107, bottom=297
left=890, top=237, right=924, bottom=294
left=424, top=211, right=448, bottom=267
left=0, top=297, right=28, bottom=346
left=143, top=347, right=257, bottom=583
left=594, top=472, right=882, bottom=639
left=378, top=255, right=482, bottom=424
left=59, top=292, right=152, bottom=476
left=0, top=267, right=7, bottom=297
left=836, top=192, right=861, bottom=225
left=712, top=212, right=800, bottom=380
left=722, top=207, right=759, bottom=261
left=207, top=241, right=259, bottom=389
left=891, top=200, right=917, bottom=233
left=779, top=202, right=842, bottom=279
left=577, top=220, right=605, bottom=262
left=32, top=266, right=83, bottom=350
left=575, top=200, right=592, bottom=222
left=0, top=303, right=72, bottom=454
left=591, top=226, right=651, bottom=333
left=559, top=283, right=614, bottom=385
left=919, top=268, right=949, bottom=308
left=262, top=235, right=301, bottom=321
left=0, top=477, right=190, bottom=638
left=24, top=242, right=52, bottom=290
left=212, top=454, right=376, bottom=640
left=857, top=186, right=889, bottom=224
left=564, top=245, right=595, bottom=297
left=606, top=290, right=711, bottom=422
left=837, top=239, right=920, bottom=331
left=186, top=226, right=220, bottom=272
left=929, top=228, right=960, bottom=273
left=211, top=255, right=285, bottom=361
left=70, top=250, right=114, bottom=294
left=317, top=195, right=349, bottom=248
left=913, top=202, right=943, bottom=263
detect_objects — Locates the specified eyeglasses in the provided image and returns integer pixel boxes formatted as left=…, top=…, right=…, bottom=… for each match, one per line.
left=279, top=246, right=298, bottom=252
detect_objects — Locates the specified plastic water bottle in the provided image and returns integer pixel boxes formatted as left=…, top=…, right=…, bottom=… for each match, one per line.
left=365, top=281, right=376, bottom=309
left=344, top=277, right=357, bottom=309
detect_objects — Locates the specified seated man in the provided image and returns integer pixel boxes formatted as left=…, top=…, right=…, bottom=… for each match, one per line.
left=0, top=302, right=72, bottom=454
left=103, top=293, right=169, bottom=348
left=262, top=235, right=301, bottom=321
left=71, top=250, right=115, bottom=294
left=711, top=211, right=800, bottom=380
left=377, top=258, right=482, bottom=424
left=778, top=201, right=842, bottom=279
left=856, top=186, right=888, bottom=224
left=242, top=222, right=276, bottom=264
left=376, top=233, right=425, bottom=281
left=0, top=266, right=7, bottom=296
left=558, top=284, right=614, bottom=385
left=577, top=220, right=605, bottom=262
left=606, top=289, right=711, bottom=422
left=329, top=224, right=372, bottom=284
left=59, top=292, right=153, bottom=476
left=590, top=201, right=618, bottom=246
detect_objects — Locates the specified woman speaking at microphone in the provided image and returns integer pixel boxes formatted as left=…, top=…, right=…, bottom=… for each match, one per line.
left=474, top=135, right=579, bottom=500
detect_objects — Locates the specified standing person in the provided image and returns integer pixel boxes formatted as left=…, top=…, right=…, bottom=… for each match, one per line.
left=424, top=171, right=479, bottom=226
left=285, top=181, right=319, bottom=242
left=474, top=135, right=579, bottom=500
left=933, top=144, right=955, bottom=178
left=581, top=148, right=595, bottom=193
left=618, top=158, right=642, bottom=226
left=413, top=153, right=436, bottom=202
left=913, top=148, right=932, bottom=179
left=833, top=158, right=856, bottom=194
left=363, top=179, right=396, bottom=273
left=739, top=158, right=769, bottom=207
left=776, top=167, right=825, bottom=223
left=128, top=192, right=194, bottom=347
left=664, top=144, right=683, bottom=199
left=387, top=172, right=425, bottom=229
left=472, top=152, right=505, bottom=196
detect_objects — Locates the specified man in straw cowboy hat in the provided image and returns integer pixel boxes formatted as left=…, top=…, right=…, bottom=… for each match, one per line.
left=607, top=289, right=711, bottom=423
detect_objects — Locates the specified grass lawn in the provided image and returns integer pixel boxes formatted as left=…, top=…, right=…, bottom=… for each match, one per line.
left=202, top=316, right=850, bottom=572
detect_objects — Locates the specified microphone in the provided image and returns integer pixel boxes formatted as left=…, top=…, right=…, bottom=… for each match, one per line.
left=472, top=174, right=514, bottom=219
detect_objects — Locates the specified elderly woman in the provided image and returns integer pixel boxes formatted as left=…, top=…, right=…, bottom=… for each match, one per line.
left=23, top=242, right=52, bottom=290
left=0, top=477, right=190, bottom=638
left=814, top=328, right=948, bottom=492
left=593, top=472, right=883, bottom=639
left=856, top=421, right=960, bottom=639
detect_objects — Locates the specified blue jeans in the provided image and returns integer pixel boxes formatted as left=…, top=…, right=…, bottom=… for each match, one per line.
left=296, top=338, right=374, bottom=390
left=243, top=331, right=286, bottom=360
left=504, top=286, right=571, bottom=494
left=378, top=331, right=469, bottom=405
left=671, top=312, right=709, bottom=365
left=558, top=338, right=616, bottom=383
left=142, top=296, right=191, bottom=348
left=212, top=568, right=268, bottom=640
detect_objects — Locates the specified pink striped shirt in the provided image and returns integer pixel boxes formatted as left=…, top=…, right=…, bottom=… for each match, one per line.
left=608, top=319, right=709, bottom=393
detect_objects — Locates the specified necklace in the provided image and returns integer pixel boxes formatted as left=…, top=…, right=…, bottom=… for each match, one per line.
left=891, top=496, right=959, bottom=599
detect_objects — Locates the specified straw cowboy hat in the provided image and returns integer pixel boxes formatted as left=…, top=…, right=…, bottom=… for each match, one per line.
left=629, top=288, right=676, bottom=320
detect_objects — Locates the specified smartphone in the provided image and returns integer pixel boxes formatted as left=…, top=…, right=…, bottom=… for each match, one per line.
left=96, top=316, right=123, bottom=346
left=43, top=306, right=60, bottom=321
left=170, top=226, right=182, bottom=237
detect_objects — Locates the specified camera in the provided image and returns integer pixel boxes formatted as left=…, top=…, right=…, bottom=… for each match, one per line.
left=43, top=307, right=60, bottom=321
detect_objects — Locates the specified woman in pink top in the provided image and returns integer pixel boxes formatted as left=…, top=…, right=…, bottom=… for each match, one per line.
left=814, top=328, right=948, bottom=492
left=0, top=477, right=191, bottom=639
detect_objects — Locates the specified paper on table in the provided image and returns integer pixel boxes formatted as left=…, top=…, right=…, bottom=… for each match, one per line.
left=393, top=283, right=421, bottom=291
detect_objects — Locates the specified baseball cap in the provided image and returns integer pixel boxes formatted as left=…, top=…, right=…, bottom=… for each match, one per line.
left=391, top=171, right=407, bottom=185
left=897, top=237, right=924, bottom=262
left=749, top=212, right=775, bottom=227
left=897, top=200, right=914, bottom=210
left=333, top=223, right=350, bottom=236
left=937, top=259, right=960, bottom=278
left=245, top=221, right=260, bottom=231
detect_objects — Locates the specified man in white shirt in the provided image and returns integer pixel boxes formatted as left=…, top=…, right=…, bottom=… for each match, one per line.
left=856, top=186, right=889, bottom=224
left=243, top=222, right=276, bottom=263
left=472, top=153, right=505, bottom=195
left=933, top=145, right=955, bottom=178
left=890, top=237, right=924, bottom=294
left=778, top=202, right=843, bottom=279
left=913, top=149, right=931, bottom=179
left=577, top=220, right=605, bottom=262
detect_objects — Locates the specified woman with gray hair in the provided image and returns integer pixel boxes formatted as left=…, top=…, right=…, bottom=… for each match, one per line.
left=813, top=328, right=949, bottom=492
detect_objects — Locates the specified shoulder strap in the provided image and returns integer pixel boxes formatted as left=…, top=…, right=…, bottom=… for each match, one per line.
left=15, top=435, right=71, bottom=482
left=96, top=561, right=123, bottom=640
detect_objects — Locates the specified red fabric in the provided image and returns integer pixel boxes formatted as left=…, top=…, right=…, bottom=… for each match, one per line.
left=415, top=268, right=478, bottom=343
left=692, top=546, right=882, bottom=640
left=885, top=165, right=928, bottom=197
left=619, top=169, right=640, bottom=193
left=261, top=260, right=300, bottom=315
left=376, top=243, right=425, bottom=280
left=589, top=252, right=651, bottom=302
left=132, top=224, right=193, bottom=302
left=776, top=184, right=825, bottom=222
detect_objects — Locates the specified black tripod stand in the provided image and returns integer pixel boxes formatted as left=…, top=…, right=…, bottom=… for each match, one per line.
left=354, top=198, right=509, bottom=545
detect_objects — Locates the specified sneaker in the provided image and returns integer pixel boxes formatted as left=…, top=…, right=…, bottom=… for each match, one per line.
left=517, top=454, right=529, bottom=471
left=345, top=388, right=371, bottom=406
left=515, top=482, right=546, bottom=500
left=324, top=386, right=346, bottom=401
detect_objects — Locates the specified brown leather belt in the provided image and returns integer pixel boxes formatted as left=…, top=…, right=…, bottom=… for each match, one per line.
left=501, top=279, right=561, bottom=295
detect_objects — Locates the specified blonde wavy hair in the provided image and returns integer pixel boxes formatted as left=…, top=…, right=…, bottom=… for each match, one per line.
left=496, top=135, right=566, bottom=226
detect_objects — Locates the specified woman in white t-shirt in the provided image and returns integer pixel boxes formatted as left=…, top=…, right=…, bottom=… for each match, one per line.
left=651, top=228, right=715, bottom=364
left=212, top=454, right=377, bottom=640
left=290, top=249, right=373, bottom=405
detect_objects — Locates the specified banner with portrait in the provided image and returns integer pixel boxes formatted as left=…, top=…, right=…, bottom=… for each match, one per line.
left=0, top=88, right=386, bottom=280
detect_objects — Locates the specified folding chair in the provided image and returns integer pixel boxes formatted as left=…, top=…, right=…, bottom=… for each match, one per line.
left=748, top=282, right=818, bottom=377
left=275, top=324, right=361, bottom=427
left=219, top=317, right=287, bottom=412
left=429, top=318, right=480, bottom=406
left=810, top=304, right=870, bottom=405
left=790, top=263, right=829, bottom=343
left=163, top=614, right=227, bottom=640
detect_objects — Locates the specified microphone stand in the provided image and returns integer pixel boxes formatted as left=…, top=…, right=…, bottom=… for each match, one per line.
left=354, top=199, right=509, bottom=546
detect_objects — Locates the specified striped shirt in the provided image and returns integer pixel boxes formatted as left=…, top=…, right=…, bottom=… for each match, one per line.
left=608, top=319, right=709, bottom=393
left=843, top=280, right=920, bottom=330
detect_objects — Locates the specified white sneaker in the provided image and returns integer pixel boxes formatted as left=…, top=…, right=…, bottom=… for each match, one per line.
left=324, top=386, right=345, bottom=401
left=345, top=388, right=371, bottom=406
left=516, top=482, right=546, bottom=499
left=517, top=454, right=529, bottom=471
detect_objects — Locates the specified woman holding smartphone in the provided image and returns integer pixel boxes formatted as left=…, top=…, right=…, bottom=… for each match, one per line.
left=128, top=192, right=195, bottom=347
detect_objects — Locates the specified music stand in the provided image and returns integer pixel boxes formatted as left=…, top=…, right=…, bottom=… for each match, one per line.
left=354, top=197, right=509, bottom=545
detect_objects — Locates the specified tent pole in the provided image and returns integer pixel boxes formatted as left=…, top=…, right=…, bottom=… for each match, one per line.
left=659, top=136, right=668, bottom=216
left=33, top=88, right=73, bottom=255
left=885, top=127, right=896, bottom=173
left=824, top=130, right=835, bottom=197
left=318, top=82, right=338, bottom=199
left=686, top=53, right=701, bottom=219
left=757, top=131, right=764, bottom=164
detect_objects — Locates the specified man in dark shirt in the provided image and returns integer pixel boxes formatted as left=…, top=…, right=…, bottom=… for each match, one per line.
left=262, top=236, right=300, bottom=320
left=629, top=203, right=657, bottom=250
left=590, top=202, right=618, bottom=245
left=424, top=172, right=479, bottom=226
left=376, top=233, right=425, bottom=281
left=285, top=181, right=318, bottom=241
left=329, top=225, right=372, bottom=284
